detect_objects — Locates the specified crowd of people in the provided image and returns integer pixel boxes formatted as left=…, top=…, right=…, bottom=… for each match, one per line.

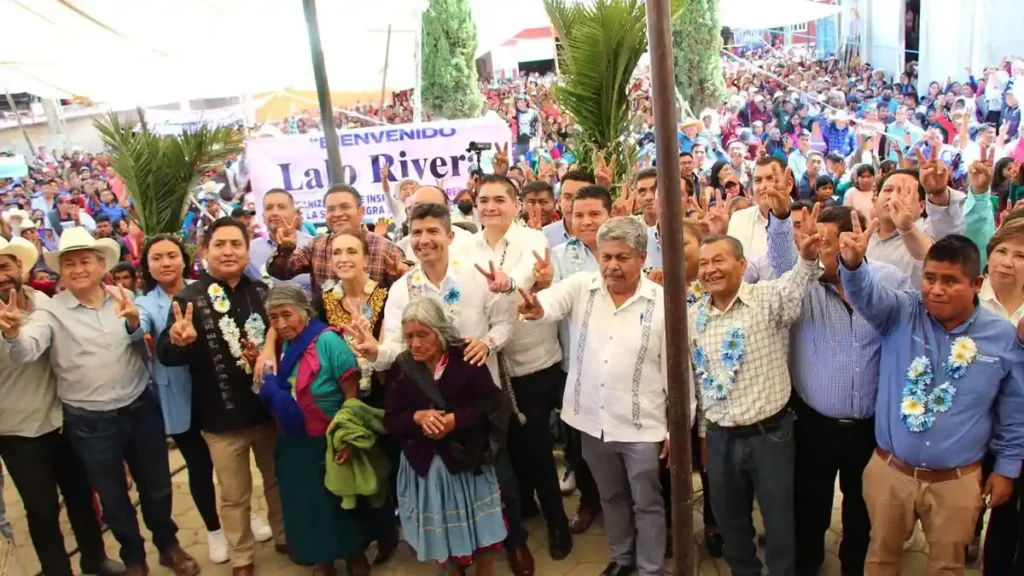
left=2, top=38, right=1024, bottom=576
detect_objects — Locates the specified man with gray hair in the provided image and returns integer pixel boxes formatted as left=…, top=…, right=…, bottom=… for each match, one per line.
left=519, top=216, right=691, bottom=576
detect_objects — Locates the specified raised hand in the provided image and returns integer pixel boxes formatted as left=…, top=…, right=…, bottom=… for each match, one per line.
left=341, top=320, right=379, bottom=361
left=240, top=338, right=260, bottom=368
left=517, top=287, right=545, bottom=320
left=383, top=251, right=409, bottom=279
left=373, top=217, right=388, bottom=237
left=538, top=156, right=555, bottom=182
left=0, top=289, right=22, bottom=338
left=111, top=286, right=140, bottom=331
left=492, top=142, right=510, bottom=175
left=887, top=188, right=917, bottom=232
left=968, top=144, right=996, bottom=194
left=379, top=161, right=391, bottom=193
left=594, top=150, right=616, bottom=189
left=767, top=164, right=795, bottom=218
left=646, top=268, right=664, bottom=286
left=916, top=145, right=950, bottom=195
left=701, top=190, right=730, bottom=236
left=526, top=204, right=543, bottom=230
left=612, top=182, right=637, bottom=217
left=519, top=160, right=537, bottom=182
left=168, top=302, right=197, bottom=347
left=475, top=261, right=512, bottom=294
left=839, top=214, right=879, bottom=269
left=463, top=338, right=490, bottom=366
left=793, top=203, right=821, bottom=245
left=532, top=248, right=553, bottom=290
left=275, top=215, right=300, bottom=252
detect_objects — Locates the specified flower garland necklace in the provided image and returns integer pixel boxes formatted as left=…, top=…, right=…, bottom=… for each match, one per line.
left=900, top=335, right=976, bottom=432
left=690, top=293, right=746, bottom=404
left=409, top=260, right=462, bottom=325
left=207, top=283, right=266, bottom=374
left=565, top=238, right=586, bottom=265
left=687, top=280, right=704, bottom=306
left=323, top=278, right=378, bottom=393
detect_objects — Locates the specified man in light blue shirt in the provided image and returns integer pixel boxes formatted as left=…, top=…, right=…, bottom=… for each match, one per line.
left=546, top=171, right=595, bottom=250
left=787, top=131, right=813, bottom=182
left=839, top=232, right=1024, bottom=574
left=751, top=205, right=911, bottom=575
left=245, top=189, right=313, bottom=297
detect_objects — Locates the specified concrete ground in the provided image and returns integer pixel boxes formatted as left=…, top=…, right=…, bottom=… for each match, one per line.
left=3, top=447, right=983, bottom=575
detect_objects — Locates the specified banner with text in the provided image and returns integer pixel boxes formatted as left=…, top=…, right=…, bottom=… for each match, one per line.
left=246, top=117, right=511, bottom=223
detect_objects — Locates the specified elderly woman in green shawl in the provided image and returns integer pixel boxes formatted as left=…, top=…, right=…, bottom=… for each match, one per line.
left=257, top=284, right=379, bottom=576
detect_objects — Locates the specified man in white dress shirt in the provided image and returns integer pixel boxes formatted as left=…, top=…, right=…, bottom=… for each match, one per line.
left=521, top=217, right=690, bottom=576
left=347, top=202, right=536, bottom=576
left=472, top=175, right=572, bottom=560
left=692, top=162, right=824, bottom=576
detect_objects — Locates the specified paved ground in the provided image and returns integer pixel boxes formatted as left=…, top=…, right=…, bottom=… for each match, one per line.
left=3, top=447, right=983, bottom=575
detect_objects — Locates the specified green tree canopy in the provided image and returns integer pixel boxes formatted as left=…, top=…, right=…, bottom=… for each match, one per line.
left=421, top=0, right=483, bottom=119
left=673, top=0, right=727, bottom=114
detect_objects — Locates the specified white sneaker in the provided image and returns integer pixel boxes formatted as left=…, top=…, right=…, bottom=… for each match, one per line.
left=250, top=513, right=273, bottom=542
left=559, top=468, right=576, bottom=495
left=207, top=529, right=229, bottom=564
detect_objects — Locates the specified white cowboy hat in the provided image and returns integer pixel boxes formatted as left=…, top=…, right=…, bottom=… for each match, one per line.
left=0, top=237, right=39, bottom=280
left=198, top=181, right=225, bottom=196
left=43, top=227, right=120, bottom=273
left=1, top=209, right=30, bottom=223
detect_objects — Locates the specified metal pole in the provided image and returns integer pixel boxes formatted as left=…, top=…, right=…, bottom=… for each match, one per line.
left=413, top=14, right=423, bottom=123
left=645, top=1, right=692, bottom=574
left=301, top=0, right=343, bottom=184
left=379, top=25, right=393, bottom=114
left=4, top=89, right=37, bottom=160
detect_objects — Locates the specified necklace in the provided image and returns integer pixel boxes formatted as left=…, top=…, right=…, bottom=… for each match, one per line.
left=900, top=334, right=976, bottom=432
left=691, top=294, right=746, bottom=404
left=207, top=282, right=266, bottom=374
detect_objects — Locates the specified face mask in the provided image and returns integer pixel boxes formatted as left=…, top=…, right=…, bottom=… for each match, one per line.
left=457, top=200, right=474, bottom=215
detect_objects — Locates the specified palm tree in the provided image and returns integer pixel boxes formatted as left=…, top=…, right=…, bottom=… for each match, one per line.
left=545, top=0, right=683, bottom=187
left=93, top=109, right=243, bottom=236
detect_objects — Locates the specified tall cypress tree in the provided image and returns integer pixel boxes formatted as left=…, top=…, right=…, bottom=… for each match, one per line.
left=421, top=0, right=483, bottom=119
left=673, top=0, right=727, bottom=113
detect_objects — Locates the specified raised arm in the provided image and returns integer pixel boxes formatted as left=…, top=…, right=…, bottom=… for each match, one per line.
left=837, top=216, right=913, bottom=334
left=2, top=306, right=54, bottom=364
left=155, top=298, right=197, bottom=367
left=266, top=220, right=313, bottom=281
left=964, top=145, right=999, bottom=262
left=533, top=271, right=588, bottom=323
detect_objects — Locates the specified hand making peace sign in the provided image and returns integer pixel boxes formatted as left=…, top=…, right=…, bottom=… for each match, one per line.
left=915, top=144, right=950, bottom=196
left=169, top=302, right=197, bottom=347
left=274, top=215, right=301, bottom=252
left=594, top=150, right=617, bottom=189
left=968, top=143, right=997, bottom=194
left=492, top=142, right=510, bottom=175
left=0, top=289, right=22, bottom=338
left=341, top=319, right=379, bottom=361
left=517, top=287, right=544, bottom=320
left=475, top=261, right=512, bottom=294
left=612, top=182, right=637, bottom=217
left=838, top=213, right=880, bottom=269
left=532, top=248, right=554, bottom=290
left=525, top=204, right=544, bottom=230
left=111, top=286, right=141, bottom=332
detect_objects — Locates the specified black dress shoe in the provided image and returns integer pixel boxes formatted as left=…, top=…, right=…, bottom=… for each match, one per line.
left=599, top=562, right=636, bottom=576
left=548, top=526, right=573, bottom=560
left=705, top=529, right=724, bottom=558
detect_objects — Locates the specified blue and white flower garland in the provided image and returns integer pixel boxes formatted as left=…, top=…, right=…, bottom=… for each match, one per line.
left=408, top=261, right=462, bottom=325
left=691, top=294, right=746, bottom=404
left=565, top=238, right=586, bottom=266
left=900, top=336, right=976, bottom=432
left=208, top=284, right=266, bottom=374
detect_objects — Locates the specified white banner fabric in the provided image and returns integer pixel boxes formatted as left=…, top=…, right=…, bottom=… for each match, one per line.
left=246, top=117, right=511, bottom=223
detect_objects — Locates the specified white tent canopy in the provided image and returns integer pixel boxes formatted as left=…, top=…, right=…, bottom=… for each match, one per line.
left=719, top=0, right=841, bottom=31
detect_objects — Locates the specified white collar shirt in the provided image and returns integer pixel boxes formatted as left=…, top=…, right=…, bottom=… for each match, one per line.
left=727, top=205, right=770, bottom=261
left=979, top=277, right=1024, bottom=325
left=551, top=240, right=599, bottom=372
left=472, top=224, right=561, bottom=377
left=536, top=272, right=691, bottom=443
left=373, top=256, right=516, bottom=385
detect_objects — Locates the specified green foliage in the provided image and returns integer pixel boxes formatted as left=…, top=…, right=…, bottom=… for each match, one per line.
left=673, top=0, right=727, bottom=114
left=93, top=109, right=242, bottom=236
left=421, top=0, right=483, bottom=119
left=545, top=0, right=683, bottom=187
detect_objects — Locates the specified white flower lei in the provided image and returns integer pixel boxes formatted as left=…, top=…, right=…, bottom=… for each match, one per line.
left=208, top=283, right=266, bottom=374
left=408, top=260, right=462, bottom=326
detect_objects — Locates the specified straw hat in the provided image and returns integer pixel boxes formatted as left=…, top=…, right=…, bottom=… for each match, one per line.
left=1, top=209, right=30, bottom=224
left=0, top=237, right=38, bottom=279
left=43, top=227, right=120, bottom=273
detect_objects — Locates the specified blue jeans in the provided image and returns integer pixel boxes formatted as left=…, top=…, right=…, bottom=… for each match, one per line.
left=63, top=391, right=179, bottom=566
left=706, top=411, right=796, bottom=576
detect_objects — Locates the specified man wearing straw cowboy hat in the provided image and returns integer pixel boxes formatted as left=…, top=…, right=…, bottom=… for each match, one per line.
left=0, top=234, right=125, bottom=576
left=0, top=227, right=200, bottom=576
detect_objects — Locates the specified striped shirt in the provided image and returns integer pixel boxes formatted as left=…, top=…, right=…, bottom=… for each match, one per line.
left=757, top=216, right=913, bottom=419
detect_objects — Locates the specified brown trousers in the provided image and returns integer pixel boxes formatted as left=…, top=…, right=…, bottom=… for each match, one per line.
left=203, top=423, right=285, bottom=567
left=863, top=452, right=984, bottom=576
